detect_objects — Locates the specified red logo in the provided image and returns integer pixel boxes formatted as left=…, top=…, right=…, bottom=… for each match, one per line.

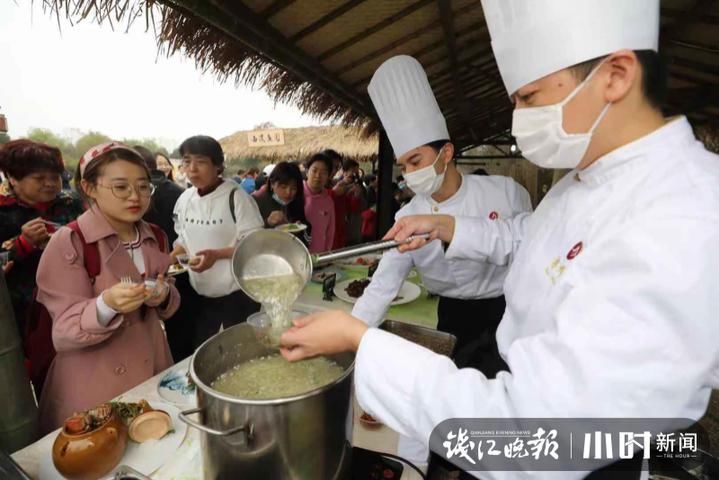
left=489, top=211, right=499, bottom=220
left=566, top=242, right=583, bottom=260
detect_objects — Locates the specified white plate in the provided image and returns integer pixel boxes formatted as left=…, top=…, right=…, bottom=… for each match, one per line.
left=39, top=402, right=188, bottom=480
left=274, top=222, right=307, bottom=233
left=166, top=264, right=187, bottom=277
left=157, top=364, right=197, bottom=405
left=334, top=278, right=421, bottom=306
left=311, top=267, right=345, bottom=284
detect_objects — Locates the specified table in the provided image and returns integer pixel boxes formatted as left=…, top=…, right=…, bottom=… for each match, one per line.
left=12, top=262, right=435, bottom=479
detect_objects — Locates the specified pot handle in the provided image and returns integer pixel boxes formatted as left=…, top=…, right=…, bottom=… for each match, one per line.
left=178, top=408, right=254, bottom=441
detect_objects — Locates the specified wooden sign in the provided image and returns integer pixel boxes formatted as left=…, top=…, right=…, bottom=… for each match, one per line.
left=247, top=129, right=284, bottom=147
left=0, top=114, right=7, bottom=134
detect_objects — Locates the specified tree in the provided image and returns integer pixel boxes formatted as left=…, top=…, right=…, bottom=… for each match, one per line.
left=27, top=128, right=72, bottom=151
left=75, top=131, right=112, bottom=158
left=0, top=133, right=9, bottom=145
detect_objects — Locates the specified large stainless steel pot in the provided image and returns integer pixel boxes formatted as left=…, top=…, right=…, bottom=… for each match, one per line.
left=179, top=322, right=354, bottom=480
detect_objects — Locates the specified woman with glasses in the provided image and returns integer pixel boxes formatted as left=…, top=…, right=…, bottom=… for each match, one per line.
left=171, top=135, right=264, bottom=352
left=35, top=142, right=179, bottom=433
left=0, top=140, right=84, bottom=346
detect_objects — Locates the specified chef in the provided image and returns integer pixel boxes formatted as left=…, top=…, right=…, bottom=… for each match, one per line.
left=354, top=54, right=532, bottom=467
left=355, top=55, right=532, bottom=374
left=281, top=0, right=719, bottom=478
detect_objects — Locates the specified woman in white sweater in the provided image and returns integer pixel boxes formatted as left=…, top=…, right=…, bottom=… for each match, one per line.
left=171, top=135, right=264, bottom=348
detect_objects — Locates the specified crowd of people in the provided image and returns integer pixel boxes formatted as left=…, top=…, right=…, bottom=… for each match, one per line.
left=0, top=132, right=429, bottom=434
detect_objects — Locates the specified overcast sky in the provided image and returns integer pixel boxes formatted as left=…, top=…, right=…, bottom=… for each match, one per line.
left=0, top=2, right=323, bottom=149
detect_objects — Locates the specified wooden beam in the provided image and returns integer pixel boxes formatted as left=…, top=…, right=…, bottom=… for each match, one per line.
left=288, top=0, right=368, bottom=43
left=334, top=0, right=482, bottom=76
left=317, top=0, right=436, bottom=62
left=660, top=0, right=715, bottom=48
left=376, top=130, right=395, bottom=237
left=260, top=0, right=297, bottom=19
left=165, top=0, right=373, bottom=119
left=438, top=0, right=478, bottom=143
left=348, top=26, right=490, bottom=88
left=662, top=6, right=719, bottom=26
left=669, top=57, right=719, bottom=78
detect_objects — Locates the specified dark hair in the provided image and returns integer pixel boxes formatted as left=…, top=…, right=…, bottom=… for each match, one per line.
left=321, top=149, right=342, bottom=162
left=247, top=167, right=260, bottom=175
left=0, top=139, right=64, bottom=180
left=236, top=168, right=246, bottom=176
left=472, top=168, right=489, bottom=176
left=268, top=161, right=305, bottom=218
left=154, top=152, right=174, bottom=181
left=269, top=161, right=303, bottom=188
left=569, top=50, right=667, bottom=109
left=73, top=147, right=150, bottom=202
left=304, top=152, right=333, bottom=174
left=342, top=159, right=359, bottom=171
left=255, top=173, right=267, bottom=190
left=179, top=135, right=224, bottom=173
left=133, top=145, right=157, bottom=171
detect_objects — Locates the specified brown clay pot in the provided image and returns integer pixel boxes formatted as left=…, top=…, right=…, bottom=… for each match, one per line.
left=52, top=412, right=128, bottom=480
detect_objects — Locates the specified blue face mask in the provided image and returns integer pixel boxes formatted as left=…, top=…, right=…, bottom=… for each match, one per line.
left=272, top=192, right=289, bottom=206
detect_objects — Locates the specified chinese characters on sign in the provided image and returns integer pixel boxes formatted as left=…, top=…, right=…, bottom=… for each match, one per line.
left=247, top=128, right=285, bottom=147
left=431, top=419, right=704, bottom=471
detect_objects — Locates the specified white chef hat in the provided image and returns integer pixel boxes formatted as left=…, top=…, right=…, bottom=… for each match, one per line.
left=368, top=55, right=450, bottom=159
left=481, top=0, right=660, bottom=96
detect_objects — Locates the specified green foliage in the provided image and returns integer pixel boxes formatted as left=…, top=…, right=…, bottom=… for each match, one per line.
left=0, top=132, right=10, bottom=145
left=19, top=128, right=174, bottom=171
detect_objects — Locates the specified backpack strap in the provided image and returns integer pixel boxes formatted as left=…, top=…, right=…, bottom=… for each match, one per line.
left=147, top=223, right=169, bottom=253
left=67, top=221, right=102, bottom=280
left=229, top=188, right=237, bottom=224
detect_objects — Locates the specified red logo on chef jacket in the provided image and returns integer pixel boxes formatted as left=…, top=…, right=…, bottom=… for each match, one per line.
left=566, top=242, right=584, bottom=260
left=489, top=211, right=499, bottom=220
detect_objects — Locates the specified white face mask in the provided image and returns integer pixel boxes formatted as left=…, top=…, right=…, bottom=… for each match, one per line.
left=511, top=63, right=611, bottom=169
left=404, top=146, right=446, bottom=196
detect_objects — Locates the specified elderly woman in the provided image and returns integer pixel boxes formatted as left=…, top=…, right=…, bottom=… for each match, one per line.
left=252, top=161, right=312, bottom=246
left=0, top=140, right=84, bottom=339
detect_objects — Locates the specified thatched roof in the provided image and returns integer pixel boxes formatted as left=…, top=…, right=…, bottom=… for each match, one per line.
left=44, top=0, right=719, bottom=152
left=220, top=125, right=378, bottom=163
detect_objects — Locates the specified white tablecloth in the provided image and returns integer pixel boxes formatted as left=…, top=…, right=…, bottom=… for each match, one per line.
left=11, top=355, right=423, bottom=480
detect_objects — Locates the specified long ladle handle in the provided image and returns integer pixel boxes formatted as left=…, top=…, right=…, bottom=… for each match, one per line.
left=312, top=233, right=431, bottom=266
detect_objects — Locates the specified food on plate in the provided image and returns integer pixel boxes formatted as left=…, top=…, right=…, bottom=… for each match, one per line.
left=275, top=222, right=306, bottom=233
left=345, top=278, right=403, bottom=301
left=211, top=353, right=345, bottom=400
left=53, top=403, right=128, bottom=480
left=345, top=278, right=371, bottom=298
left=167, top=263, right=186, bottom=275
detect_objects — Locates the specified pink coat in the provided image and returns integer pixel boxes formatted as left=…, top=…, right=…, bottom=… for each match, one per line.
left=303, top=182, right=335, bottom=253
left=36, top=206, right=179, bottom=433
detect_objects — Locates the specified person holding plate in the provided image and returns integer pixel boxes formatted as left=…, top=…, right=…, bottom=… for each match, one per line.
left=252, top=161, right=312, bottom=246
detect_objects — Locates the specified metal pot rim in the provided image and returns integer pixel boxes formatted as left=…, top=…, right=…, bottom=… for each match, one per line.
left=189, top=347, right=355, bottom=406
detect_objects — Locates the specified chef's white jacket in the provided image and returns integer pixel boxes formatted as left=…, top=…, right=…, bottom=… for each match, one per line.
left=352, top=174, right=532, bottom=327
left=354, top=117, right=719, bottom=478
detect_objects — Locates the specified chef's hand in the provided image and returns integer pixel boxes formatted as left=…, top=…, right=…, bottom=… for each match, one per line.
left=103, top=282, right=146, bottom=313
left=267, top=210, right=287, bottom=227
left=383, top=214, right=456, bottom=253
left=144, top=274, right=170, bottom=307
left=21, top=217, right=50, bottom=247
left=279, top=310, right=368, bottom=361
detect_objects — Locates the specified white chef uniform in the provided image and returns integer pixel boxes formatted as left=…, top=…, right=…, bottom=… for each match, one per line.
left=351, top=1, right=719, bottom=478
left=360, top=55, right=532, bottom=467
left=352, top=174, right=531, bottom=327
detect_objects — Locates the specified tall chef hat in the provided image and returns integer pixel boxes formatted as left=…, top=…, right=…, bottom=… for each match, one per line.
left=480, top=0, right=660, bottom=96
left=368, top=55, right=450, bottom=159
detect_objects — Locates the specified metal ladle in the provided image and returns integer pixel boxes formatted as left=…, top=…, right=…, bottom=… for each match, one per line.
left=231, top=229, right=430, bottom=303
